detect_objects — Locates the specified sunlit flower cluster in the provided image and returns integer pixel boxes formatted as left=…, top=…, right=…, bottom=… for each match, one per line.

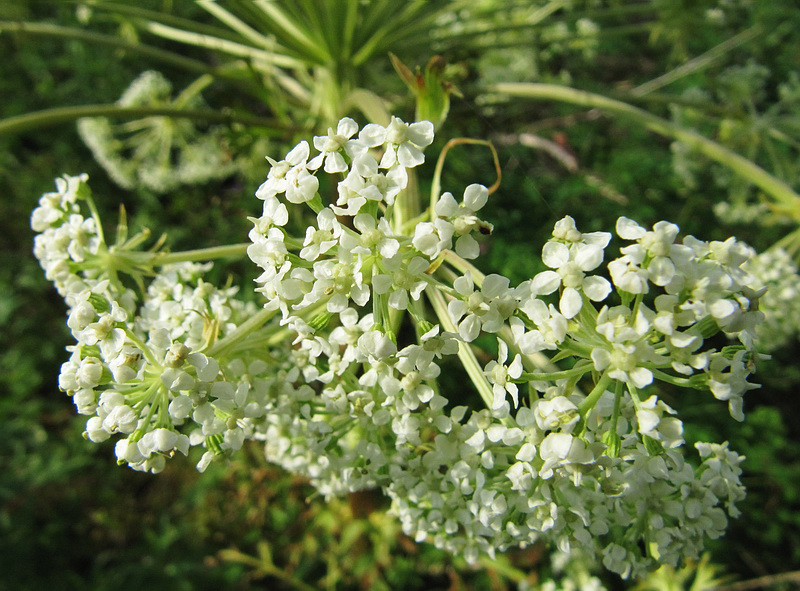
left=34, top=116, right=764, bottom=579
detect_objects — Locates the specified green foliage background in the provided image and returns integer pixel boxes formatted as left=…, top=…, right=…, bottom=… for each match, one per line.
left=1, top=1, right=799, bottom=589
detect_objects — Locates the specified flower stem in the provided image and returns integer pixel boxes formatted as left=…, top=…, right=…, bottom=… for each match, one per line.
left=577, top=371, right=613, bottom=417
left=151, top=243, right=250, bottom=266
left=0, top=104, right=289, bottom=137
left=443, top=250, right=486, bottom=285
left=493, top=83, right=800, bottom=216
left=430, top=138, right=502, bottom=216
left=513, top=363, right=591, bottom=383
left=427, top=287, right=495, bottom=409
left=208, top=307, right=278, bottom=358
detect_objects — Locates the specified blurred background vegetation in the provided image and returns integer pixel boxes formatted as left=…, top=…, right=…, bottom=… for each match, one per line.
left=1, top=1, right=799, bottom=589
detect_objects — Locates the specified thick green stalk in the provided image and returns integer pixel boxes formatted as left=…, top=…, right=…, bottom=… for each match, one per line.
left=0, top=105, right=290, bottom=137
left=493, top=83, right=800, bottom=215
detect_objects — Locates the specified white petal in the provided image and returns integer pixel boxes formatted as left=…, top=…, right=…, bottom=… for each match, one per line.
left=559, top=287, right=582, bottom=319
left=583, top=276, right=611, bottom=301
left=379, top=238, right=400, bottom=259
left=358, top=123, right=386, bottom=147
left=669, top=331, right=698, bottom=349
left=455, top=234, right=480, bottom=259
left=388, top=289, right=409, bottom=310
left=285, top=141, right=310, bottom=164
left=531, top=270, right=561, bottom=295
left=616, top=216, right=646, bottom=240
left=637, top=409, right=660, bottom=435
left=397, top=143, right=424, bottom=168
left=482, top=274, right=510, bottom=298
left=541, top=432, right=573, bottom=460
left=453, top=272, right=474, bottom=295
left=435, top=192, right=460, bottom=217
left=648, top=256, right=675, bottom=286
left=372, top=274, right=393, bottom=294
left=307, top=153, right=324, bottom=170
left=337, top=117, right=358, bottom=138
left=574, top=243, right=604, bottom=271
left=710, top=298, right=736, bottom=319
left=459, top=315, right=481, bottom=342
left=323, top=152, right=348, bottom=173
left=629, top=367, right=653, bottom=388
left=463, top=184, right=489, bottom=211
left=542, top=241, right=570, bottom=269
left=352, top=153, right=378, bottom=176
left=407, top=120, right=434, bottom=147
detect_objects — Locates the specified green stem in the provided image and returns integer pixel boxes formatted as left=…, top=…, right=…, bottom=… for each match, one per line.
left=124, top=328, right=160, bottom=368
left=131, top=380, right=164, bottom=440
left=208, top=307, right=278, bottom=358
left=430, top=138, right=501, bottom=216
left=577, top=371, right=613, bottom=417
left=0, top=104, right=291, bottom=137
left=631, top=25, right=762, bottom=96
left=0, top=20, right=217, bottom=75
left=151, top=243, right=250, bottom=266
left=609, top=379, right=624, bottom=434
left=442, top=250, right=486, bottom=285
left=426, top=287, right=495, bottom=409
left=476, top=555, right=529, bottom=584
left=514, top=364, right=591, bottom=383
left=142, top=20, right=303, bottom=69
left=493, top=83, right=800, bottom=215
left=650, top=368, right=705, bottom=389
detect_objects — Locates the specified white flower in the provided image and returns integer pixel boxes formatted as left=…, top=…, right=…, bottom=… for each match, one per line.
left=252, top=195, right=289, bottom=232
left=434, top=184, right=493, bottom=259
left=373, top=256, right=429, bottom=310
left=359, top=117, right=434, bottom=169
left=448, top=272, right=515, bottom=341
left=358, top=330, right=397, bottom=361
left=636, top=395, right=683, bottom=447
left=340, top=214, right=399, bottom=261
left=532, top=241, right=611, bottom=318
left=300, top=208, right=342, bottom=261
left=256, top=141, right=319, bottom=204
left=532, top=395, right=579, bottom=432
left=512, top=299, right=567, bottom=353
left=484, top=339, right=523, bottom=409
left=591, top=343, right=653, bottom=388
left=308, top=117, right=359, bottom=173
left=412, top=219, right=454, bottom=258
left=76, top=356, right=104, bottom=389
left=31, top=174, right=87, bottom=232
left=539, top=432, right=594, bottom=479
left=138, top=427, right=190, bottom=456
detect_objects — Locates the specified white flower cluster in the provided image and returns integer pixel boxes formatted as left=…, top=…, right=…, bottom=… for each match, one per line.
left=33, top=175, right=290, bottom=473
left=78, top=71, right=237, bottom=193
left=243, top=117, right=758, bottom=577
left=743, top=246, right=800, bottom=351
left=35, top=116, right=764, bottom=579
